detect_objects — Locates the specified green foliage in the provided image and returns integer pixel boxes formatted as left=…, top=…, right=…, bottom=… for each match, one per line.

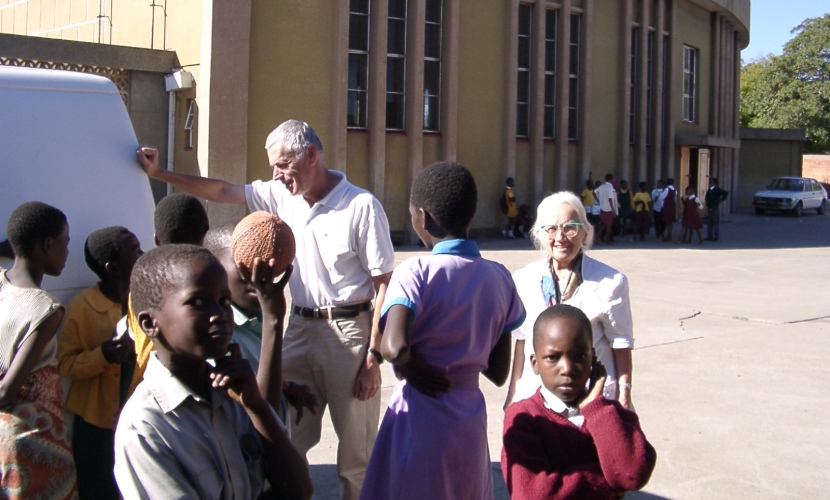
left=741, top=14, right=830, bottom=153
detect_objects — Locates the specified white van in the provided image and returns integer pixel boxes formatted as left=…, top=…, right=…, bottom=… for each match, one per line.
left=0, top=66, right=156, bottom=303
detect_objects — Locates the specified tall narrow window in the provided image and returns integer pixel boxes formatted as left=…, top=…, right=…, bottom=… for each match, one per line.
left=629, top=27, right=638, bottom=144
left=184, top=99, right=196, bottom=150
left=660, top=35, right=669, bottom=146
left=543, top=9, right=558, bottom=139
left=386, top=0, right=407, bottom=130
left=516, top=4, right=532, bottom=137
left=682, top=45, right=698, bottom=123
left=567, top=13, right=580, bottom=140
left=646, top=30, right=655, bottom=145
left=423, top=0, right=442, bottom=132
left=348, top=0, right=370, bottom=129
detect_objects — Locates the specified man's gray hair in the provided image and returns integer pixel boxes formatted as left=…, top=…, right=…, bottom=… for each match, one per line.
left=530, top=191, right=594, bottom=252
left=264, top=119, right=324, bottom=159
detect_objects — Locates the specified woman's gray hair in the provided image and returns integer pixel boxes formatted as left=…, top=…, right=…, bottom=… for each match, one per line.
left=530, top=191, right=594, bottom=252
left=264, top=119, right=324, bottom=160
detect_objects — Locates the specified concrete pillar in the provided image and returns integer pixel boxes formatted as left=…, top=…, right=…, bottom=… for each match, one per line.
left=555, top=0, right=571, bottom=191
left=650, top=0, right=665, bottom=183
left=618, top=0, right=633, bottom=183
left=440, top=0, right=459, bottom=162
left=577, top=0, right=593, bottom=186
left=368, top=0, right=389, bottom=202
left=530, top=0, right=545, bottom=200
left=331, top=1, right=349, bottom=173
left=664, top=0, right=677, bottom=181
left=405, top=0, right=426, bottom=243
left=635, top=0, right=649, bottom=184
left=709, top=13, right=721, bottom=137
left=198, top=0, right=251, bottom=224
left=504, top=0, right=519, bottom=182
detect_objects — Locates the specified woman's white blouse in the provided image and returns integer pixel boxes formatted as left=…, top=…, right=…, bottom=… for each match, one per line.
left=511, top=254, right=634, bottom=401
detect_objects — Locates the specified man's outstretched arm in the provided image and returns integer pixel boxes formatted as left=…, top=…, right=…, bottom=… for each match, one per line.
left=136, top=147, right=247, bottom=204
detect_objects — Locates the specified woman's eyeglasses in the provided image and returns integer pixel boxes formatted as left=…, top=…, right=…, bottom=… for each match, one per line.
left=540, top=222, right=583, bottom=238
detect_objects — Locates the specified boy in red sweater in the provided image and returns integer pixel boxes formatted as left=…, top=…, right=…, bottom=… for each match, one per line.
left=501, top=304, right=656, bottom=499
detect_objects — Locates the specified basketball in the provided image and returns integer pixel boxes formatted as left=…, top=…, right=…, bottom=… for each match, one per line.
left=231, top=211, right=296, bottom=274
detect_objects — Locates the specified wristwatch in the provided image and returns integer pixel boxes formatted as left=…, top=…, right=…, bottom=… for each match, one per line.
left=368, top=347, right=384, bottom=365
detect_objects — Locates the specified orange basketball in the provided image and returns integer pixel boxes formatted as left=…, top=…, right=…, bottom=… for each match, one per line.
left=231, top=211, right=296, bottom=274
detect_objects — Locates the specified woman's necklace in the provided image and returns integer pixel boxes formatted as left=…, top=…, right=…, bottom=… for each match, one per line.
left=549, top=259, right=575, bottom=303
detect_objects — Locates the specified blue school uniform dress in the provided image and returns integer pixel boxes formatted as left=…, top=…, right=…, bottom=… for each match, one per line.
left=360, top=239, right=525, bottom=500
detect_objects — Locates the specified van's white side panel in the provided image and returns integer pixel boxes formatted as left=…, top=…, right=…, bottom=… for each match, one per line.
left=0, top=67, right=156, bottom=303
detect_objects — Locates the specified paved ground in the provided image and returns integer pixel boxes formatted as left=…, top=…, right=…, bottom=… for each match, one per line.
left=306, top=209, right=830, bottom=499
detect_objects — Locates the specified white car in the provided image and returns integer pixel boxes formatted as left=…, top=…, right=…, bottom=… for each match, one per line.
left=752, top=177, right=828, bottom=217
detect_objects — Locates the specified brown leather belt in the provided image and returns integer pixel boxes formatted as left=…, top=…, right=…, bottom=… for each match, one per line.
left=292, top=301, right=373, bottom=319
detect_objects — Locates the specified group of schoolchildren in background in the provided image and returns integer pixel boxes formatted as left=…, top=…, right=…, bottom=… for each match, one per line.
left=579, top=174, right=727, bottom=245
left=3, top=163, right=657, bottom=499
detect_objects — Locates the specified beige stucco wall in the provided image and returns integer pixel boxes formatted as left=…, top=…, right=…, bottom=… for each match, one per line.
left=456, top=1, right=508, bottom=231
left=2, top=0, right=751, bottom=234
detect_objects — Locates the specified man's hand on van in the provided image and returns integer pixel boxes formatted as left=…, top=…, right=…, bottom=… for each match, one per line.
left=136, top=147, right=163, bottom=178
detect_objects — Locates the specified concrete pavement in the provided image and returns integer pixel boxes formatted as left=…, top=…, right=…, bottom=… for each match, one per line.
left=307, top=210, right=830, bottom=499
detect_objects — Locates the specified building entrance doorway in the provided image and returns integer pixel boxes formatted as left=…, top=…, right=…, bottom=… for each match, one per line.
left=680, top=146, right=710, bottom=197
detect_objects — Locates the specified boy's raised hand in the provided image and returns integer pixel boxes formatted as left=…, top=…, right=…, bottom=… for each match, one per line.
left=211, top=343, right=263, bottom=409
left=237, top=259, right=292, bottom=317
left=579, top=356, right=607, bottom=410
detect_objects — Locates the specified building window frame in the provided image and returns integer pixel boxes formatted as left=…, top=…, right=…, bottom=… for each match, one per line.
left=646, top=29, right=654, bottom=145
left=184, top=98, right=196, bottom=150
left=348, top=0, right=371, bottom=129
left=543, top=8, right=558, bottom=139
left=386, top=0, right=407, bottom=130
left=567, top=12, right=580, bottom=140
left=682, top=44, right=698, bottom=123
left=423, top=0, right=442, bottom=132
left=516, top=3, right=532, bottom=138
left=629, top=26, right=638, bottom=145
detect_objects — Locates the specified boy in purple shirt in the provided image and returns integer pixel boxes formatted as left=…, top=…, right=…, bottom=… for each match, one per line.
left=360, top=162, right=526, bottom=500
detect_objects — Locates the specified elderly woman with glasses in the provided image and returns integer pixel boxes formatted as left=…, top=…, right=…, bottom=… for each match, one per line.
left=503, top=191, right=635, bottom=410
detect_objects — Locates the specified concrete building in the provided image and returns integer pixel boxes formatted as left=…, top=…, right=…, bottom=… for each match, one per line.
left=1, top=0, right=750, bottom=241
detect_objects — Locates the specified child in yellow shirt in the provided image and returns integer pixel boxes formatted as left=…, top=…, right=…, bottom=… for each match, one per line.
left=632, top=182, right=652, bottom=241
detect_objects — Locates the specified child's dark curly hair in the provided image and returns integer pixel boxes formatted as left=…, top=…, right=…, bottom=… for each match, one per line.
left=533, top=304, right=593, bottom=350
left=154, top=193, right=209, bottom=245
left=6, top=201, right=67, bottom=257
left=130, top=244, right=216, bottom=313
left=410, top=162, right=477, bottom=237
left=84, top=226, right=133, bottom=280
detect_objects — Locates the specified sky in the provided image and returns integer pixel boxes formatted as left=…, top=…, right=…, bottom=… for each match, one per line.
left=741, top=0, right=830, bottom=62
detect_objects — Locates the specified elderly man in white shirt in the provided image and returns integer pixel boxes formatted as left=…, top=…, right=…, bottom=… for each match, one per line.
left=135, top=120, right=394, bottom=500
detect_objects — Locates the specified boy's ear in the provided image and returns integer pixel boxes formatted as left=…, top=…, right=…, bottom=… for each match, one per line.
left=530, top=353, right=539, bottom=376
left=137, top=311, right=159, bottom=338
left=153, top=233, right=161, bottom=247
left=421, top=209, right=447, bottom=238
left=104, top=261, right=120, bottom=277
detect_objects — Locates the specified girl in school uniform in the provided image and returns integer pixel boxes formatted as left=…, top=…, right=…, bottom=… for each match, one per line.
left=360, top=162, right=526, bottom=500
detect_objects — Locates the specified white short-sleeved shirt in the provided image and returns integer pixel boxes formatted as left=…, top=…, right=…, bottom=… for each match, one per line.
left=511, top=255, right=634, bottom=402
left=651, top=188, right=665, bottom=212
left=245, top=170, right=395, bottom=308
left=114, top=354, right=266, bottom=499
left=596, top=182, right=618, bottom=213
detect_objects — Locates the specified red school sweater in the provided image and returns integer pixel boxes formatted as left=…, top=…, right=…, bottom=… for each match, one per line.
left=501, top=390, right=656, bottom=500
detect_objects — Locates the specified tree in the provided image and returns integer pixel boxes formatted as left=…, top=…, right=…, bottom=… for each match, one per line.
left=741, top=13, right=830, bottom=153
